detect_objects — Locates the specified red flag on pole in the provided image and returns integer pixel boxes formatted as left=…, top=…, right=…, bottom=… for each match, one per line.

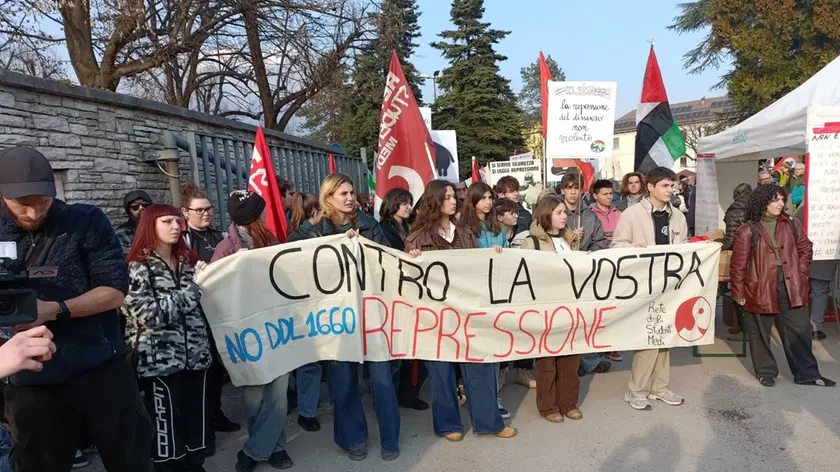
left=375, top=50, right=437, bottom=216
left=471, top=156, right=481, bottom=183
left=248, top=126, right=288, bottom=242
left=539, top=51, right=552, bottom=138
left=329, top=154, right=337, bottom=174
left=575, top=159, right=595, bottom=193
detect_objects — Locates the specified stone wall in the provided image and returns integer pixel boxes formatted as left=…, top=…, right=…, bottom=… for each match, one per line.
left=0, top=70, right=345, bottom=224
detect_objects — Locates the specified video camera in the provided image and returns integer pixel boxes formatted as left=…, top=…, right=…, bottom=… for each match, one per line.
left=0, top=257, right=54, bottom=327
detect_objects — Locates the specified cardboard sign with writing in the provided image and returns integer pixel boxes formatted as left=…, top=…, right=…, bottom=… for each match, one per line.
left=805, top=107, right=840, bottom=260
left=487, top=159, right=543, bottom=210
left=546, top=81, right=618, bottom=159
left=197, top=236, right=719, bottom=387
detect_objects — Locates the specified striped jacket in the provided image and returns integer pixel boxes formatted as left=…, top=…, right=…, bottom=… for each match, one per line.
left=122, top=252, right=211, bottom=378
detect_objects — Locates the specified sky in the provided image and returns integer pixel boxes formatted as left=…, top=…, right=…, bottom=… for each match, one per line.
left=412, top=0, right=730, bottom=116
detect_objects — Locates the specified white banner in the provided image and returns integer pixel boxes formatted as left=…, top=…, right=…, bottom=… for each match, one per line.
left=197, top=236, right=720, bottom=387
left=545, top=81, right=618, bottom=159
left=429, top=130, right=459, bottom=183
left=805, top=107, right=840, bottom=260
left=694, top=154, right=720, bottom=236
left=487, top=159, right=543, bottom=210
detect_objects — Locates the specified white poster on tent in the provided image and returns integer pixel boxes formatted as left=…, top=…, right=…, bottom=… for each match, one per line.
left=694, top=154, right=720, bottom=236
left=805, top=107, right=840, bottom=260
left=429, top=130, right=459, bottom=183
left=487, top=159, right=543, bottom=210
left=545, top=81, right=617, bottom=159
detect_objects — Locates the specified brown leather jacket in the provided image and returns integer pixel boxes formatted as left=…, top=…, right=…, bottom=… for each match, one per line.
left=730, top=215, right=812, bottom=314
left=404, top=224, right=477, bottom=252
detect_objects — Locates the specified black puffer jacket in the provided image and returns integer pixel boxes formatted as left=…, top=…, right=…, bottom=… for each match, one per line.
left=288, top=210, right=389, bottom=246
left=721, top=192, right=751, bottom=250
left=115, top=190, right=153, bottom=256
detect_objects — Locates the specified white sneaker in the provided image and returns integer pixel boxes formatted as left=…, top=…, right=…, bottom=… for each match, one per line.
left=515, top=368, right=537, bottom=389
left=497, top=398, right=511, bottom=419
left=498, top=366, right=509, bottom=392
left=648, top=389, right=684, bottom=406
left=73, top=450, right=89, bottom=469
left=623, top=392, right=652, bottom=410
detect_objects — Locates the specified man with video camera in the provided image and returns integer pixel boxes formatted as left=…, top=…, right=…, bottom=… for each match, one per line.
left=0, top=147, right=153, bottom=472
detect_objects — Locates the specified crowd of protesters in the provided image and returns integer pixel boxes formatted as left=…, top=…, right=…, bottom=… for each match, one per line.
left=0, top=146, right=836, bottom=472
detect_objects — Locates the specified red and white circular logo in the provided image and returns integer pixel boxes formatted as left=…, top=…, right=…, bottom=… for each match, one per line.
left=675, top=296, right=712, bottom=342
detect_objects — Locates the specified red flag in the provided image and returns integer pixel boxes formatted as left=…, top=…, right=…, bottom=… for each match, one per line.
left=575, top=159, right=595, bottom=193
left=375, top=50, right=437, bottom=215
left=248, top=126, right=288, bottom=242
left=539, top=51, right=552, bottom=138
left=329, top=154, right=337, bottom=174
left=472, top=158, right=481, bottom=183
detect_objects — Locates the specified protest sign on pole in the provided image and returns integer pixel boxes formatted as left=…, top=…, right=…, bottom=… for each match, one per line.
left=545, top=81, right=618, bottom=159
left=419, top=107, right=432, bottom=131
left=197, top=236, right=720, bottom=387
left=510, top=151, right=535, bottom=162
left=487, top=159, right=543, bottom=210
left=694, top=154, right=720, bottom=236
left=805, top=107, right=840, bottom=260
left=429, top=130, right=459, bottom=183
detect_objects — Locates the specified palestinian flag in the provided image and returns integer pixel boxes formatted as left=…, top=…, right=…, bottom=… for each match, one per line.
left=634, top=46, right=686, bottom=173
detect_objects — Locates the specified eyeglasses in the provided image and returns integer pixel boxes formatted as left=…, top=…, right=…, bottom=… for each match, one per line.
left=130, top=202, right=150, bottom=211
left=189, top=206, right=214, bottom=215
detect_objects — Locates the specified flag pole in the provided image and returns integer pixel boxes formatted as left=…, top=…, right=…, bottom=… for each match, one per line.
left=424, top=142, right=438, bottom=179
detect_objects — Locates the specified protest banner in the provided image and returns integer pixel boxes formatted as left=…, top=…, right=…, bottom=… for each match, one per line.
left=694, top=154, right=720, bottom=236
left=197, top=236, right=720, bottom=387
left=805, top=107, right=840, bottom=260
left=487, top=159, right=543, bottom=210
left=429, top=130, right=459, bottom=183
left=545, top=81, right=618, bottom=159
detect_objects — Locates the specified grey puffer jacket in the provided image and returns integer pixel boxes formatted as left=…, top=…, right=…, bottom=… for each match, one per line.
left=564, top=202, right=609, bottom=252
left=122, top=252, right=211, bottom=378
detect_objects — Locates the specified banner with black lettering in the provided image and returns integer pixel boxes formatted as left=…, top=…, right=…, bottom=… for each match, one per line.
left=196, top=236, right=720, bottom=387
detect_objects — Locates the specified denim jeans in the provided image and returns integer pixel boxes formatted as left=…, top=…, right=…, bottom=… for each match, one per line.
left=426, top=361, right=503, bottom=436
left=296, top=362, right=322, bottom=419
left=329, top=361, right=400, bottom=453
left=242, top=373, right=290, bottom=461
left=580, top=353, right=601, bottom=373
left=809, top=278, right=832, bottom=332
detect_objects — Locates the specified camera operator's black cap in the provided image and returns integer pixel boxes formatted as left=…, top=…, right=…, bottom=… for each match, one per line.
left=0, top=147, right=56, bottom=199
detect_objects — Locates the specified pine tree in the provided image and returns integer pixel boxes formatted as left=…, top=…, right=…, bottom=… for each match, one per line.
left=431, top=0, right=524, bottom=176
left=340, top=0, right=424, bottom=160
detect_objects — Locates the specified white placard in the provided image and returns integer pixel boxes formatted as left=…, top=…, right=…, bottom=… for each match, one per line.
left=805, top=107, right=840, bottom=260
left=197, top=235, right=719, bottom=387
left=487, top=159, right=543, bottom=210
left=545, top=81, right=618, bottom=159
left=419, top=107, right=432, bottom=131
left=429, top=130, right=459, bottom=183
left=694, top=154, right=720, bottom=236
left=510, top=151, right=534, bottom=162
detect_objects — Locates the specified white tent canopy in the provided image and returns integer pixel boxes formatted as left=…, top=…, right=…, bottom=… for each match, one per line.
left=698, top=54, right=840, bottom=161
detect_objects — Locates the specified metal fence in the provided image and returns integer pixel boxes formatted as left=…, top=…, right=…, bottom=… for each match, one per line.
left=176, top=130, right=369, bottom=229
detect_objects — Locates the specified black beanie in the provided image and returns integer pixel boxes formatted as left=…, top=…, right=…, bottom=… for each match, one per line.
left=227, top=190, right=266, bottom=226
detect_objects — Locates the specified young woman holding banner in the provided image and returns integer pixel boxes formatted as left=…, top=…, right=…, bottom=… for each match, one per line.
left=123, top=204, right=212, bottom=472
left=211, top=190, right=294, bottom=471
left=288, top=173, right=399, bottom=462
left=519, top=194, right=584, bottom=423
left=404, top=179, right=517, bottom=442
left=457, top=182, right=511, bottom=419
left=379, top=188, right=431, bottom=411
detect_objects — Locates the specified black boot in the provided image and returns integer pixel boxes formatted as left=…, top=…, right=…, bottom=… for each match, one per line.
left=236, top=450, right=258, bottom=472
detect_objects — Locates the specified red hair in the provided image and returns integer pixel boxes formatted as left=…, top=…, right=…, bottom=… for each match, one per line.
left=127, top=203, right=197, bottom=267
